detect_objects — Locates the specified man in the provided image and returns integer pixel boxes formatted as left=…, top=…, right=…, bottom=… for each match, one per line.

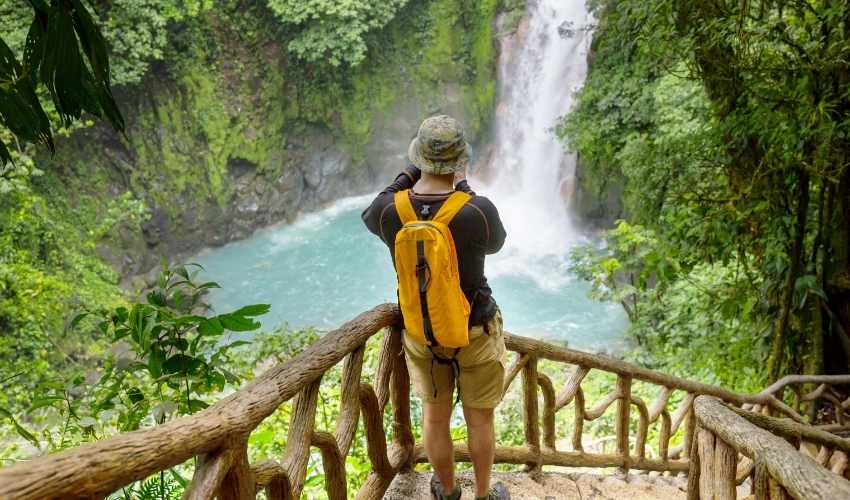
left=362, top=115, right=509, bottom=500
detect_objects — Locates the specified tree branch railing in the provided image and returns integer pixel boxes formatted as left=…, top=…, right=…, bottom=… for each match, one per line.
left=1, top=304, right=850, bottom=499
left=688, top=396, right=850, bottom=499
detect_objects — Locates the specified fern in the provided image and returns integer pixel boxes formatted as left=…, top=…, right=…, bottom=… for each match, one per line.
left=108, top=472, right=183, bottom=500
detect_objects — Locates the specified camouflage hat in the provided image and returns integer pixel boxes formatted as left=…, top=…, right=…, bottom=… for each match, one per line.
left=408, top=115, right=470, bottom=175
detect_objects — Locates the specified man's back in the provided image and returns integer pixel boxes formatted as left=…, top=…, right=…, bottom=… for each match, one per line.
left=361, top=171, right=506, bottom=327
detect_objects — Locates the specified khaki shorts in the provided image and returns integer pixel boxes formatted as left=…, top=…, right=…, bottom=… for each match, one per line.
left=403, top=310, right=507, bottom=409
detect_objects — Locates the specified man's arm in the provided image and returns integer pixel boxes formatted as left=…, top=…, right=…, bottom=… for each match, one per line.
left=478, top=197, right=506, bottom=254
left=453, top=167, right=506, bottom=254
left=361, top=165, right=421, bottom=238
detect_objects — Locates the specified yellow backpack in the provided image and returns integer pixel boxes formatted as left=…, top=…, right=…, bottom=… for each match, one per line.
left=394, top=189, right=472, bottom=348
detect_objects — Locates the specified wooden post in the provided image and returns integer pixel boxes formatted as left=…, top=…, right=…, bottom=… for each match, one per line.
left=697, top=427, right=716, bottom=498
left=266, top=474, right=294, bottom=500
left=281, top=378, right=322, bottom=499
left=555, top=365, right=589, bottom=411
left=713, top=437, right=737, bottom=500
left=832, top=450, right=849, bottom=476
left=659, top=410, right=671, bottom=461
left=390, top=325, right=414, bottom=470
left=753, top=461, right=769, bottom=500
left=538, top=373, right=557, bottom=451
left=616, top=375, right=632, bottom=470
left=502, top=353, right=529, bottom=399
left=572, top=387, right=585, bottom=452
left=336, top=345, right=365, bottom=456
left=375, top=327, right=400, bottom=411
left=686, top=429, right=700, bottom=500
left=183, top=446, right=234, bottom=500
left=684, top=395, right=697, bottom=459
left=769, top=478, right=792, bottom=500
left=631, top=396, right=649, bottom=460
left=219, top=442, right=254, bottom=500
left=312, top=432, right=347, bottom=500
left=354, top=384, right=394, bottom=500
left=522, top=356, right=541, bottom=475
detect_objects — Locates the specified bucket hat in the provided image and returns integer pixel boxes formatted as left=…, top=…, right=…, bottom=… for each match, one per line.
left=408, top=115, right=470, bottom=175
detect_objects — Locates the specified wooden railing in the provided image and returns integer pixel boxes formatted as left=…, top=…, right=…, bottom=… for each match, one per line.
left=688, top=396, right=850, bottom=499
left=1, top=304, right=849, bottom=499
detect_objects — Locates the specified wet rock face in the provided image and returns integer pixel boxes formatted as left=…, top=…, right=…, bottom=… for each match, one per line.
left=111, top=127, right=368, bottom=279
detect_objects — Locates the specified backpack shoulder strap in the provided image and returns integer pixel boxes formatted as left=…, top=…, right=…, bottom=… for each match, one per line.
left=394, top=190, right=418, bottom=224
left=432, top=191, right=472, bottom=225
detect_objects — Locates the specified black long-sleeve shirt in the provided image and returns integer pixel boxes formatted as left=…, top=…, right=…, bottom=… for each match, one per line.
left=362, top=167, right=507, bottom=327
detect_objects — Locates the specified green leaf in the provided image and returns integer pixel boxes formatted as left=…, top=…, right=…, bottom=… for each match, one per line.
left=148, top=349, right=165, bottom=378
left=0, top=407, right=39, bottom=448
left=69, top=312, right=88, bottom=330
left=220, top=340, right=251, bottom=350
left=162, top=338, right=189, bottom=351
left=29, top=396, right=64, bottom=411
left=163, top=354, right=203, bottom=375
left=197, top=317, right=224, bottom=336
left=126, top=387, right=145, bottom=404
left=187, top=399, right=208, bottom=412
left=220, top=314, right=261, bottom=332
left=169, top=468, right=188, bottom=488
left=147, top=290, right=167, bottom=307
left=232, top=304, right=271, bottom=317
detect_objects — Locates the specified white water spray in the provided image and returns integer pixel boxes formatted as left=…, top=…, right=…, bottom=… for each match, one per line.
left=479, top=0, right=593, bottom=289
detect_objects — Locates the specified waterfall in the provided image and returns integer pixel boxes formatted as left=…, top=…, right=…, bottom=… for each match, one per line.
left=478, top=0, right=593, bottom=290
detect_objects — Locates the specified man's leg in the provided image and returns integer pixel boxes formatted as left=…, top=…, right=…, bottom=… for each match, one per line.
left=424, top=400, right=456, bottom=493
left=463, top=406, right=495, bottom=498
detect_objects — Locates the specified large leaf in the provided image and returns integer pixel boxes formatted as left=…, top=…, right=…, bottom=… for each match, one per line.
left=70, top=0, right=109, bottom=84
left=0, top=407, right=39, bottom=448
left=163, top=354, right=203, bottom=375
left=148, top=348, right=165, bottom=378
left=219, top=314, right=261, bottom=332
left=39, top=1, right=84, bottom=124
left=197, top=317, right=224, bottom=336
left=0, top=36, right=52, bottom=149
left=232, top=304, right=271, bottom=317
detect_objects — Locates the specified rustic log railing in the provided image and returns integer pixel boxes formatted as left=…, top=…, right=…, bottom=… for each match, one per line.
left=688, top=396, right=850, bottom=499
left=1, top=304, right=850, bottom=499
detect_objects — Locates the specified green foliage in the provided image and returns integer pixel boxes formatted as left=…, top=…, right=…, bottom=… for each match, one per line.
left=266, top=0, right=409, bottom=66
left=109, top=473, right=184, bottom=500
left=82, top=264, right=267, bottom=415
left=570, top=223, right=769, bottom=393
left=1, top=264, right=267, bottom=458
left=564, top=0, right=850, bottom=382
left=0, top=0, right=125, bottom=165
left=0, top=185, right=140, bottom=413
left=103, top=0, right=212, bottom=86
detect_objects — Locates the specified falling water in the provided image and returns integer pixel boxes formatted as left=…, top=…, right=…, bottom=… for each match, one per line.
left=480, top=0, right=593, bottom=290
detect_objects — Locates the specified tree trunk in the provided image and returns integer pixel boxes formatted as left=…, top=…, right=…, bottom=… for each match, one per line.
left=807, top=182, right=829, bottom=379
left=768, top=169, right=810, bottom=380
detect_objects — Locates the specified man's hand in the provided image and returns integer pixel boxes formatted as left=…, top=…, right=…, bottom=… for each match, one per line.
left=405, top=165, right=422, bottom=185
